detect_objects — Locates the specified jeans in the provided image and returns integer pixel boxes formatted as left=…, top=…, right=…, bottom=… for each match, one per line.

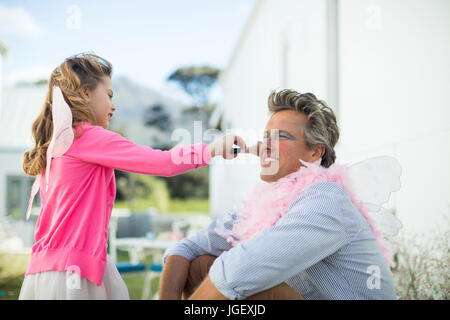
left=183, top=255, right=304, bottom=300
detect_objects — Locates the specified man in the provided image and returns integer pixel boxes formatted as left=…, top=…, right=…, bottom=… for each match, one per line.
left=159, top=89, right=396, bottom=300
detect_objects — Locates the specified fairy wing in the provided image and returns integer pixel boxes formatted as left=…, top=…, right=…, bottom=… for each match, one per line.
left=50, top=86, right=74, bottom=156
left=26, top=87, right=74, bottom=220
left=25, top=174, right=41, bottom=220
left=364, top=203, right=403, bottom=236
left=44, top=86, right=74, bottom=191
left=346, top=156, right=403, bottom=236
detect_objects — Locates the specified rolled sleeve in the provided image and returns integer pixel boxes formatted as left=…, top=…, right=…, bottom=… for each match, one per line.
left=209, top=182, right=354, bottom=300
left=162, top=241, right=201, bottom=263
left=162, top=212, right=236, bottom=264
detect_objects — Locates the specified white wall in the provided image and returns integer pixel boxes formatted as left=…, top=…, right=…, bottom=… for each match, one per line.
left=337, top=0, right=450, bottom=233
left=211, top=0, right=332, bottom=217
left=212, top=0, right=450, bottom=235
left=0, top=85, right=47, bottom=216
left=0, top=51, right=3, bottom=124
left=0, top=52, right=4, bottom=215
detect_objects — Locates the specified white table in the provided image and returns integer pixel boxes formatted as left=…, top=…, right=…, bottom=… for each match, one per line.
left=114, top=237, right=177, bottom=300
left=114, top=237, right=176, bottom=264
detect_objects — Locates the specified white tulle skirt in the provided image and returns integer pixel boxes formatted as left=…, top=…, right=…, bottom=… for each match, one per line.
left=19, top=255, right=130, bottom=300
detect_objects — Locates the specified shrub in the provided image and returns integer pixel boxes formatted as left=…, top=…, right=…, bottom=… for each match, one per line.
left=388, top=221, right=449, bottom=300
left=165, top=165, right=209, bottom=199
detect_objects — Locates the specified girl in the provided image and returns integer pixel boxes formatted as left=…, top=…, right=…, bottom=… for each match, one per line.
left=19, top=53, right=245, bottom=300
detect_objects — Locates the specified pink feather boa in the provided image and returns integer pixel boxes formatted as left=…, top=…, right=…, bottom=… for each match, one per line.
left=215, top=160, right=393, bottom=267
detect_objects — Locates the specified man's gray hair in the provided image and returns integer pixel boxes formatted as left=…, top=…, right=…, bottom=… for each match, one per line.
left=267, top=89, right=339, bottom=168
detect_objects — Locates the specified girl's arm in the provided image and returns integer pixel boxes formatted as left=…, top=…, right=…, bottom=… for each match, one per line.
left=67, top=125, right=246, bottom=176
left=67, top=125, right=208, bottom=176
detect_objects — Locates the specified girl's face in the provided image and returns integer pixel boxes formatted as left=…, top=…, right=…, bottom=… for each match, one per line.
left=82, top=76, right=116, bottom=129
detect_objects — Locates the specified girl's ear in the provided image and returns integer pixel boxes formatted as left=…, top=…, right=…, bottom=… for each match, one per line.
left=81, top=86, right=91, bottom=102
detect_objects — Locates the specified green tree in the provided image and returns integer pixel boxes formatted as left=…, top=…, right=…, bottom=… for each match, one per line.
left=167, top=66, right=220, bottom=107
left=144, top=103, right=172, bottom=131
left=165, top=165, right=209, bottom=199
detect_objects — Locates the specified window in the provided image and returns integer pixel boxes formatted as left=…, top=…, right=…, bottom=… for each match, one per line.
left=6, top=175, right=40, bottom=220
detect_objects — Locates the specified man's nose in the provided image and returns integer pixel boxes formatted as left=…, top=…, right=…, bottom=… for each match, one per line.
left=262, top=134, right=278, bottom=148
left=264, top=136, right=280, bottom=155
left=112, top=105, right=117, bottom=111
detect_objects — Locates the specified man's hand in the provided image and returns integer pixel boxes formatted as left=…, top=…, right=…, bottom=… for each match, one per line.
left=188, top=274, right=229, bottom=300
left=159, top=255, right=190, bottom=300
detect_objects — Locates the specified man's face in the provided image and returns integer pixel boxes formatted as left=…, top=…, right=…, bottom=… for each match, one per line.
left=260, top=110, right=317, bottom=182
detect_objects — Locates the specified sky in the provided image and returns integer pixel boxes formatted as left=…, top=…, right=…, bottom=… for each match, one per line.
left=0, top=0, right=255, bottom=102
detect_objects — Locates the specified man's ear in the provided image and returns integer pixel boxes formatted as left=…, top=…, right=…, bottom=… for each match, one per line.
left=312, top=146, right=325, bottom=161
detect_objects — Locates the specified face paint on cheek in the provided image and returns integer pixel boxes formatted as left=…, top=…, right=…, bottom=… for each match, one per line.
left=277, top=141, right=290, bottom=157
left=267, top=142, right=291, bottom=175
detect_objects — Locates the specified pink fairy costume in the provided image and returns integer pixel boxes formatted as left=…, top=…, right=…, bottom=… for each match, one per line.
left=20, top=87, right=211, bottom=299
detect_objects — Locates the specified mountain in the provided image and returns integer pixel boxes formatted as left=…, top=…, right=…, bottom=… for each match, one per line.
left=111, top=76, right=185, bottom=148
left=111, top=76, right=212, bottom=148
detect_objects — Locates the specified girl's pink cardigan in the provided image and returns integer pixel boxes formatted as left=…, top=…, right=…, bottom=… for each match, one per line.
left=25, top=122, right=211, bottom=286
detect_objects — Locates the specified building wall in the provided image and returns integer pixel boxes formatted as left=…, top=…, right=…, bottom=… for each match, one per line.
left=0, top=49, right=4, bottom=215
left=0, top=53, right=2, bottom=104
left=210, top=0, right=332, bottom=217
left=0, top=85, right=47, bottom=217
left=336, top=0, right=450, bottom=233
left=211, top=0, right=450, bottom=234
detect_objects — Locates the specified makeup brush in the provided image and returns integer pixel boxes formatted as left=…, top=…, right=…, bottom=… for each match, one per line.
left=231, top=141, right=262, bottom=156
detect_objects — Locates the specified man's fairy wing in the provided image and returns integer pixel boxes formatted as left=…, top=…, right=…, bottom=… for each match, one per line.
left=364, top=203, right=403, bottom=236
left=346, top=156, right=403, bottom=236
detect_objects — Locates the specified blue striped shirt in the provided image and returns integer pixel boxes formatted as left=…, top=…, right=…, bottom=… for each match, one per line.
left=163, top=182, right=396, bottom=300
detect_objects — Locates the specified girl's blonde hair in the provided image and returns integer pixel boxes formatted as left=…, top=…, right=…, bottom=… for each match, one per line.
left=23, top=53, right=112, bottom=177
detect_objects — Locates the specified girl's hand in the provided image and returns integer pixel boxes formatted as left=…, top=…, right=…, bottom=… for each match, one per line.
left=208, top=134, right=247, bottom=159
